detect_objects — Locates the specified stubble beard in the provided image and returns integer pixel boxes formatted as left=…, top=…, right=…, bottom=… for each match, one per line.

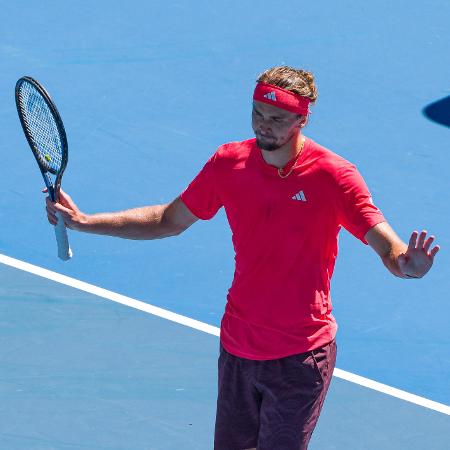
left=255, top=137, right=282, bottom=152
left=256, top=128, right=299, bottom=152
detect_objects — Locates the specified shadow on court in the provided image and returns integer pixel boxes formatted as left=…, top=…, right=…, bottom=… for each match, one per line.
left=423, top=95, right=450, bottom=127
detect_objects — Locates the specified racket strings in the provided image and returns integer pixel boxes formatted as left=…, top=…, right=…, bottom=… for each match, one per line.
left=17, top=82, right=63, bottom=173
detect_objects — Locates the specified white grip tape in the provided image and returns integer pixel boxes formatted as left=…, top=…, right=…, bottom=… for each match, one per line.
left=54, top=212, right=73, bottom=260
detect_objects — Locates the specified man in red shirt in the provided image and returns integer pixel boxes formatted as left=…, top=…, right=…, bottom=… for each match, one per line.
left=46, top=66, right=439, bottom=449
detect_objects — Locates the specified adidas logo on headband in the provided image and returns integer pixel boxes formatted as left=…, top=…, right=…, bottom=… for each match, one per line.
left=263, top=91, right=277, bottom=101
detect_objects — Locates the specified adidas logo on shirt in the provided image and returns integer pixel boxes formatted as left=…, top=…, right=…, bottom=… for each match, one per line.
left=292, top=190, right=306, bottom=202
left=263, top=91, right=277, bottom=101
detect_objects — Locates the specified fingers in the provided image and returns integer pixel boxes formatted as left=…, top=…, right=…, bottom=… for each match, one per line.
left=46, top=197, right=73, bottom=217
left=409, top=230, right=438, bottom=251
left=43, top=186, right=86, bottom=231
left=416, top=231, right=440, bottom=259
left=408, top=231, right=419, bottom=249
left=43, top=186, right=78, bottom=220
left=430, top=245, right=440, bottom=258
left=46, top=197, right=60, bottom=226
left=43, top=186, right=77, bottom=209
left=407, top=229, right=440, bottom=260
left=58, top=188, right=76, bottom=209
left=46, top=208, right=58, bottom=225
left=45, top=192, right=72, bottom=227
left=46, top=203, right=74, bottom=228
left=417, top=230, right=427, bottom=248
left=423, top=235, right=435, bottom=252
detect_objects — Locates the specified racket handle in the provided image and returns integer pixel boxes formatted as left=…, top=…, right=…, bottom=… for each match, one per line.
left=54, top=212, right=73, bottom=260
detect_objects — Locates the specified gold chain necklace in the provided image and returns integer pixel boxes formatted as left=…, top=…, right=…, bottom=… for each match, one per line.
left=277, top=137, right=305, bottom=179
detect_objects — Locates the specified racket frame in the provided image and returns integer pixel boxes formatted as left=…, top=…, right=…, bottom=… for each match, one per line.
left=15, top=76, right=69, bottom=204
left=15, top=76, right=72, bottom=260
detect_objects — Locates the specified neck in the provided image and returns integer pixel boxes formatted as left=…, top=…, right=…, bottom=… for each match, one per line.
left=260, top=132, right=304, bottom=169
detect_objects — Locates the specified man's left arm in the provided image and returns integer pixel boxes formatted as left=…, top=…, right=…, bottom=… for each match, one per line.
left=365, top=222, right=440, bottom=279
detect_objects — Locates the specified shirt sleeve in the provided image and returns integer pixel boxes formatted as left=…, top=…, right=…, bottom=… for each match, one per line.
left=180, top=152, right=223, bottom=220
left=336, top=162, right=386, bottom=244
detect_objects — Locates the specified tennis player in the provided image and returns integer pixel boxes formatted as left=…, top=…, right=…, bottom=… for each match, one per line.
left=46, top=66, right=440, bottom=450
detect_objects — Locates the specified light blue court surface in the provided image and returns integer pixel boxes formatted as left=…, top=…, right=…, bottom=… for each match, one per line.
left=1, top=0, right=449, bottom=448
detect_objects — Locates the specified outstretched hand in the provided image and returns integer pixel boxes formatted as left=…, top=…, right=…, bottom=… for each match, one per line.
left=398, top=230, right=440, bottom=278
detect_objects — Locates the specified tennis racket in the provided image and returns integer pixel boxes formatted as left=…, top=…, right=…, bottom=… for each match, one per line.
left=15, top=76, right=73, bottom=261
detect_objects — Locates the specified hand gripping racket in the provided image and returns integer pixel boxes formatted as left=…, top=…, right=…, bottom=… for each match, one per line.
left=15, top=76, right=73, bottom=260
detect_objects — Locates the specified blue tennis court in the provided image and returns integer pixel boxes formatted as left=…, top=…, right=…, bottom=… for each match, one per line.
left=1, top=0, right=449, bottom=448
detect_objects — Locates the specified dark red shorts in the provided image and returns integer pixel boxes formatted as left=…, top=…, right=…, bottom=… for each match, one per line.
left=214, top=340, right=337, bottom=450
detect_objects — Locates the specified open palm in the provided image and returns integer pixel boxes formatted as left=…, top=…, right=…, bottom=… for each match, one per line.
left=398, top=230, right=440, bottom=278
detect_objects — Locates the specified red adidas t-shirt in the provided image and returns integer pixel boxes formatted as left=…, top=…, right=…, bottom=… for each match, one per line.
left=181, top=137, right=385, bottom=360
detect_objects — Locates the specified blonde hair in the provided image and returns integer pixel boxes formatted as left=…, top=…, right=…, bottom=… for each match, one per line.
left=257, top=66, right=318, bottom=104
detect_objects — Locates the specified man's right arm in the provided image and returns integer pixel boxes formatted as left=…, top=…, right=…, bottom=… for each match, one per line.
left=46, top=190, right=198, bottom=240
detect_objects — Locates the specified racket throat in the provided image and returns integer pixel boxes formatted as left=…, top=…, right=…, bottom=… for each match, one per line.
left=44, top=173, right=57, bottom=202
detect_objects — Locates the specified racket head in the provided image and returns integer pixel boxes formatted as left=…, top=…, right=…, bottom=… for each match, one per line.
left=15, top=77, right=68, bottom=196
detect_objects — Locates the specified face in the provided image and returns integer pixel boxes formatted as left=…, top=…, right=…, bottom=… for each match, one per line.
left=252, top=101, right=305, bottom=151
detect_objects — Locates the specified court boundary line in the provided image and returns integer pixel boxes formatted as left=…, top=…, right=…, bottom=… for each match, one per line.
left=1, top=252, right=449, bottom=416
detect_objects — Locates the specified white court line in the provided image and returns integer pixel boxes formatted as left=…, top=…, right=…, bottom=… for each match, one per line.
left=0, top=252, right=449, bottom=416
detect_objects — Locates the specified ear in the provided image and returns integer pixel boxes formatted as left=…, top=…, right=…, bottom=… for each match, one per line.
left=298, top=115, right=308, bottom=128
